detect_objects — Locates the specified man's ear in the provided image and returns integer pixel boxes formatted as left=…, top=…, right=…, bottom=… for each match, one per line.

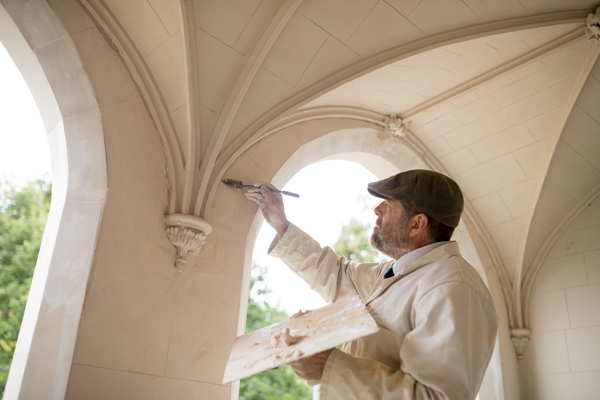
left=409, top=214, right=429, bottom=237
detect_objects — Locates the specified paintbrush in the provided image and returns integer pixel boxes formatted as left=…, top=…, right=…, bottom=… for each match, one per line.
left=221, top=179, right=300, bottom=198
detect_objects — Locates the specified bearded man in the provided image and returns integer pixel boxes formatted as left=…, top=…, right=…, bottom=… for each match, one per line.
left=244, top=169, right=498, bottom=400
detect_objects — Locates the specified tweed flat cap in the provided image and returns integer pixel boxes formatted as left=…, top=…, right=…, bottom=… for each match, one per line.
left=367, top=169, right=464, bottom=228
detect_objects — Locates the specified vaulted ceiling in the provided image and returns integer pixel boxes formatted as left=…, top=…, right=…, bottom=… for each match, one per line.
left=65, top=0, right=600, bottom=332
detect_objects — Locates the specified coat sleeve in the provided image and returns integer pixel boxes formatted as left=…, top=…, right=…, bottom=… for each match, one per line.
left=319, top=282, right=498, bottom=400
left=268, top=223, right=386, bottom=304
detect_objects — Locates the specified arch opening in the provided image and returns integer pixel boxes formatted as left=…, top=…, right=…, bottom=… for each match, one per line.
left=227, top=123, right=506, bottom=400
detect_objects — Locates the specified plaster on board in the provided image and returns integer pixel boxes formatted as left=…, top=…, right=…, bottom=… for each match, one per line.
left=222, top=296, right=379, bottom=384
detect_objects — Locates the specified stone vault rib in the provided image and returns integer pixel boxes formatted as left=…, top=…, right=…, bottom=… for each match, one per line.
left=180, top=0, right=200, bottom=215
left=79, top=0, right=184, bottom=214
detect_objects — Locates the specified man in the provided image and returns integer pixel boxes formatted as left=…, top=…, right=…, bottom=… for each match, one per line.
left=244, top=169, right=498, bottom=400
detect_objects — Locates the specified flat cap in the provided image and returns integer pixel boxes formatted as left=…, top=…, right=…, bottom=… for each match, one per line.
left=367, top=169, right=464, bottom=228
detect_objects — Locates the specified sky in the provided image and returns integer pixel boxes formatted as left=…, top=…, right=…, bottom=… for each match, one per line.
left=0, top=40, right=384, bottom=316
left=0, top=42, right=51, bottom=185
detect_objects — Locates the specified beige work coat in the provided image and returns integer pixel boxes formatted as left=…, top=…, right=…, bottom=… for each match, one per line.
left=269, top=223, right=498, bottom=400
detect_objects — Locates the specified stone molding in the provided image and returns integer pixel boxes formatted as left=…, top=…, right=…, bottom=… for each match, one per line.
left=587, top=6, right=600, bottom=41
left=165, top=214, right=212, bottom=272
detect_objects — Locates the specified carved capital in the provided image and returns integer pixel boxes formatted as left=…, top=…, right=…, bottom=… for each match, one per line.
left=383, top=114, right=406, bottom=138
left=165, top=214, right=212, bottom=272
left=586, top=6, right=600, bottom=41
left=510, top=328, right=532, bottom=364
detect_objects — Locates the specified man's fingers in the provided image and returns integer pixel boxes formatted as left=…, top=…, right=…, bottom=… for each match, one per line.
left=243, top=191, right=262, bottom=200
left=244, top=196, right=261, bottom=206
left=244, top=191, right=264, bottom=200
left=260, top=185, right=278, bottom=206
left=253, top=182, right=283, bottom=203
left=244, top=191, right=266, bottom=206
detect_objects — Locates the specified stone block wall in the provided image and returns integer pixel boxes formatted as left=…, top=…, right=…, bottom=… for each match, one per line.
left=523, top=195, right=600, bottom=399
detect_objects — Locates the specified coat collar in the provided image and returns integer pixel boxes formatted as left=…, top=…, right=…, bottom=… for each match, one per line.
left=366, top=241, right=460, bottom=305
left=397, top=241, right=460, bottom=276
left=392, top=241, right=447, bottom=276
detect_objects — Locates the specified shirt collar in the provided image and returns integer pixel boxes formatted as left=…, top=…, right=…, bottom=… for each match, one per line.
left=391, top=241, right=453, bottom=276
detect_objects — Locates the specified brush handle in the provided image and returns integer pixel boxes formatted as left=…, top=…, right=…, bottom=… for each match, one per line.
left=278, top=190, right=300, bottom=198
left=244, top=185, right=300, bottom=198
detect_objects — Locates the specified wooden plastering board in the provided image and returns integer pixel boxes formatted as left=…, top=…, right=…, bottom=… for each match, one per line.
left=222, top=296, right=379, bottom=384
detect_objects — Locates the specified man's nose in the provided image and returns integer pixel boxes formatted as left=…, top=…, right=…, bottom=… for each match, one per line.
left=374, top=203, right=383, bottom=217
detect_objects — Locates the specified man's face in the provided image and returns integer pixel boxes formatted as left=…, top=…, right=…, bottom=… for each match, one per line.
left=370, top=200, right=412, bottom=260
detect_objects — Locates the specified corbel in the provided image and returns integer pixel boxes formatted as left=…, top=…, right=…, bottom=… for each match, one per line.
left=510, top=328, right=532, bottom=364
left=165, top=214, right=212, bottom=272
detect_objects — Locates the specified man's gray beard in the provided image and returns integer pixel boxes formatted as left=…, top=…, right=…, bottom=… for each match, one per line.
left=370, top=214, right=411, bottom=260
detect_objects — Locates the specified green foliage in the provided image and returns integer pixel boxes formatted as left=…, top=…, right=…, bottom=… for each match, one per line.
left=239, top=264, right=312, bottom=400
left=239, top=365, right=313, bottom=400
left=244, top=264, right=289, bottom=334
left=333, top=217, right=380, bottom=263
left=0, top=180, right=51, bottom=396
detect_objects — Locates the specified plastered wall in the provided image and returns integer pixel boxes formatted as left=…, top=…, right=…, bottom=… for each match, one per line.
left=523, top=195, right=600, bottom=399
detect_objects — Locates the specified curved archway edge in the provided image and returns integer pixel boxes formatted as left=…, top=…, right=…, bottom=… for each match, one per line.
left=0, top=1, right=107, bottom=398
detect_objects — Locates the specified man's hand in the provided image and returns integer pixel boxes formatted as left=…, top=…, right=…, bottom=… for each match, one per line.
left=287, top=348, right=334, bottom=386
left=244, top=181, right=290, bottom=237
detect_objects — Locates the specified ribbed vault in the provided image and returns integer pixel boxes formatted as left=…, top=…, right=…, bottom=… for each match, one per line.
left=70, top=0, right=600, bottom=359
